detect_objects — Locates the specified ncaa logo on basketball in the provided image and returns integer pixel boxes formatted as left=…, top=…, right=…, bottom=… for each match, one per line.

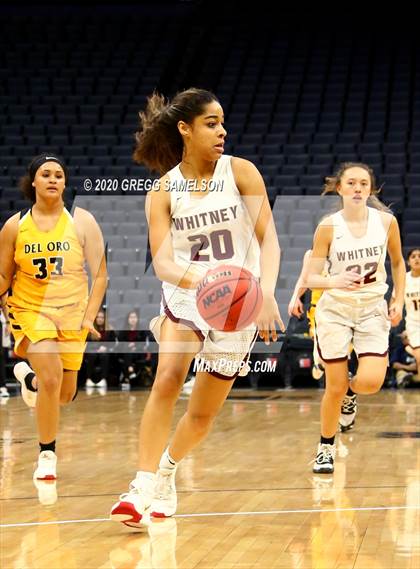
left=203, top=284, right=232, bottom=308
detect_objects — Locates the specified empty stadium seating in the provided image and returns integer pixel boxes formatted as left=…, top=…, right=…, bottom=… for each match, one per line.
left=1, top=6, right=419, bottom=331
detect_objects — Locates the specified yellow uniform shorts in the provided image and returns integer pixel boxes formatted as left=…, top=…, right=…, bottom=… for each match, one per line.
left=8, top=303, right=88, bottom=371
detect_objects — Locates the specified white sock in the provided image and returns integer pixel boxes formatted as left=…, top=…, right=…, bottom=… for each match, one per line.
left=159, top=447, right=177, bottom=470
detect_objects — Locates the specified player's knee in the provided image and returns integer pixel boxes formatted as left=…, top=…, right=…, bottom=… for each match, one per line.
left=326, top=382, right=348, bottom=400
left=38, top=373, right=61, bottom=395
left=60, top=391, right=74, bottom=405
left=152, top=367, right=184, bottom=400
left=187, top=411, right=214, bottom=434
left=356, top=376, right=384, bottom=394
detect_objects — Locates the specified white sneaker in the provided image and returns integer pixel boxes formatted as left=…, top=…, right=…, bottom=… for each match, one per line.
left=151, top=467, right=177, bottom=518
left=33, top=477, right=57, bottom=505
left=85, top=378, right=95, bottom=388
left=110, top=479, right=153, bottom=530
left=96, top=379, right=108, bottom=388
left=395, top=370, right=413, bottom=388
left=0, top=386, right=10, bottom=398
left=339, top=393, right=357, bottom=432
left=34, top=451, right=57, bottom=480
left=14, top=362, right=37, bottom=407
left=313, top=443, right=336, bottom=474
left=312, top=365, right=324, bottom=380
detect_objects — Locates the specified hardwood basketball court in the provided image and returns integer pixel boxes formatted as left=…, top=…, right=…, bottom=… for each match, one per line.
left=1, top=388, right=419, bottom=568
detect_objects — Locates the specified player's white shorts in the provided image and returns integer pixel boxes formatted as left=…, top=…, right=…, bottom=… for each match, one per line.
left=315, top=292, right=390, bottom=362
left=150, top=286, right=258, bottom=379
left=406, top=319, right=420, bottom=349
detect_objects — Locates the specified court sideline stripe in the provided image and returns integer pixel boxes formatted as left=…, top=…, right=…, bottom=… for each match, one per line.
left=2, top=504, right=419, bottom=528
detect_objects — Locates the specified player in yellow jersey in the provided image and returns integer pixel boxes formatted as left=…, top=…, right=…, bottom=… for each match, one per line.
left=0, top=154, right=107, bottom=486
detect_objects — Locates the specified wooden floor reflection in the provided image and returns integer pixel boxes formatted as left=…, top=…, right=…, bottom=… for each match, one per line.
left=1, top=388, right=419, bottom=568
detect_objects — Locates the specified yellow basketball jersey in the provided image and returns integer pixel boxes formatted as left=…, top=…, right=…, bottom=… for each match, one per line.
left=310, top=287, right=323, bottom=307
left=8, top=208, right=88, bottom=310
left=307, top=276, right=325, bottom=337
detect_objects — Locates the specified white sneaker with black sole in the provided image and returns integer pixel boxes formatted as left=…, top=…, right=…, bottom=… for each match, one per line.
left=34, top=451, right=57, bottom=480
left=339, top=393, right=357, bottom=432
left=14, top=362, right=37, bottom=408
left=313, top=443, right=336, bottom=474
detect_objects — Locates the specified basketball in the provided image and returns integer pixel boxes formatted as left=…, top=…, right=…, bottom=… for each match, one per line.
left=196, top=264, right=263, bottom=332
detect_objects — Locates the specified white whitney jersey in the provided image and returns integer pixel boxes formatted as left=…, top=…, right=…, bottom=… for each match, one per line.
left=162, top=155, right=260, bottom=297
left=326, top=207, right=389, bottom=303
left=405, top=271, right=420, bottom=323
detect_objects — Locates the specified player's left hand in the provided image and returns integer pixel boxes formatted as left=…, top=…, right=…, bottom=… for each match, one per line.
left=82, top=318, right=101, bottom=339
left=288, top=297, right=304, bottom=318
left=256, top=294, right=285, bottom=345
left=388, top=300, right=403, bottom=327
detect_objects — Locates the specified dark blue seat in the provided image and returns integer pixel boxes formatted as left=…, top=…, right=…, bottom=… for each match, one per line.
left=404, top=234, right=420, bottom=247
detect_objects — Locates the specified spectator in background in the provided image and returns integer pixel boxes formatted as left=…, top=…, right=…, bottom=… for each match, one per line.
left=117, top=309, right=153, bottom=390
left=84, top=309, right=117, bottom=389
left=390, top=330, right=418, bottom=388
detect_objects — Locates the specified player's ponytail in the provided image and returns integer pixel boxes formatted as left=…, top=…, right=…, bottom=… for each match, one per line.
left=19, top=174, right=36, bottom=202
left=133, top=88, right=219, bottom=175
left=322, top=162, right=391, bottom=213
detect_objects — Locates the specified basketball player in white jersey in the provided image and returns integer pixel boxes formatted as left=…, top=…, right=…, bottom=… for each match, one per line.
left=302, top=163, right=405, bottom=473
left=288, top=249, right=358, bottom=432
left=111, top=88, right=284, bottom=527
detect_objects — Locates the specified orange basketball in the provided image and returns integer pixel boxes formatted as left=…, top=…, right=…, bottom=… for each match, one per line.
left=196, top=264, right=262, bottom=332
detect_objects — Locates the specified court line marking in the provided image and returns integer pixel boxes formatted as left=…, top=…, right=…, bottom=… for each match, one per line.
left=0, top=483, right=410, bottom=501
left=2, top=505, right=419, bottom=528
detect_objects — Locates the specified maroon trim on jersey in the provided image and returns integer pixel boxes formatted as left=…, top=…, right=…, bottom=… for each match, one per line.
left=161, top=291, right=205, bottom=342
left=315, top=328, right=348, bottom=363
left=207, top=329, right=259, bottom=381
left=207, top=369, right=238, bottom=380
left=318, top=354, right=348, bottom=363
left=358, top=350, right=388, bottom=358
left=408, top=343, right=420, bottom=350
